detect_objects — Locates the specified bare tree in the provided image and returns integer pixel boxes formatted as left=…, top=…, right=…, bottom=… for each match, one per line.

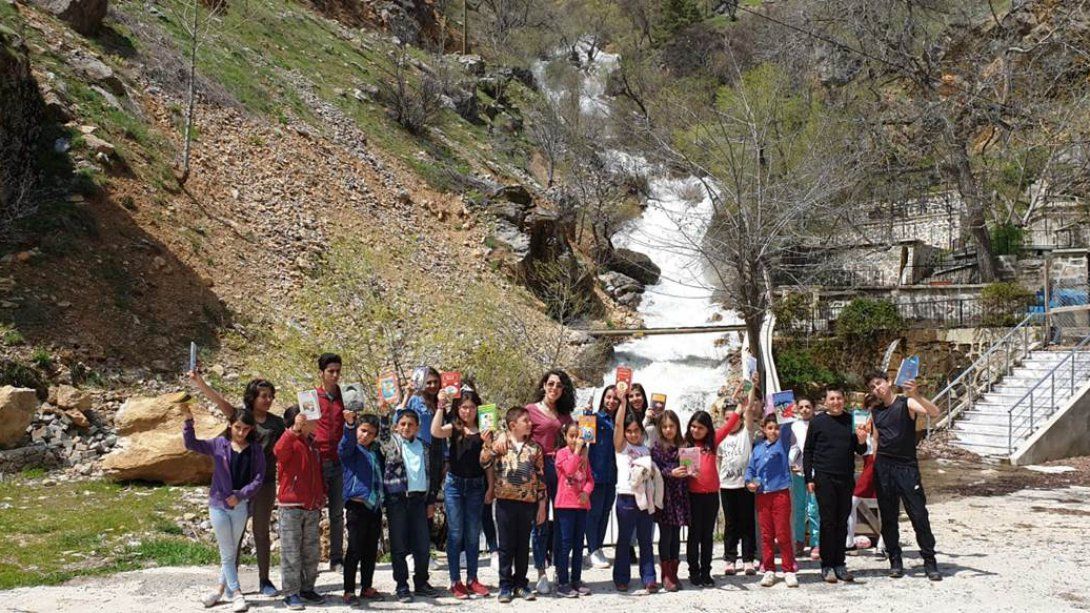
left=375, top=49, right=446, bottom=135
left=172, top=0, right=227, bottom=185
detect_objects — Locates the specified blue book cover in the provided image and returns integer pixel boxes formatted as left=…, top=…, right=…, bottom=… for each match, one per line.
left=895, top=355, right=920, bottom=387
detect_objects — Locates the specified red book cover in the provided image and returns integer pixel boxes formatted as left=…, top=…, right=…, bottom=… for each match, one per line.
left=441, top=371, right=462, bottom=399
left=615, top=366, right=633, bottom=386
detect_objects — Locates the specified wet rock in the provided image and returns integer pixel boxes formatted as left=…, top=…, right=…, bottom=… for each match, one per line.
left=31, top=0, right=107, bottom=35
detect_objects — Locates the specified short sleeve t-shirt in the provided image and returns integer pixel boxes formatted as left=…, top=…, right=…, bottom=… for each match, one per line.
left=448, top=431, right=486, bottom=479
left=401, top=437, right=428, bottom=492
left=872, top=396, right=917, bottom=465
left=717, top=427, right=753, bottom=489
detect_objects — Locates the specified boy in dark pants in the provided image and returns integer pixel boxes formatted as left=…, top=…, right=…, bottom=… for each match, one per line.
left=803, top=387, right=868, bottom=583
left=381, top=409, right=439, bottom=602
left=339, top=411, right=385, bottom=604
left=865, top=371, right=942, bottom=581
left=480, top=406, right=547, bottom=603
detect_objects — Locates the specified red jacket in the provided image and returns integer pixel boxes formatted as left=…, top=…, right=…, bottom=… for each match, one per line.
left=314, top=386, right=345, bottom=462
left=274, top=429, right=327, bottom=510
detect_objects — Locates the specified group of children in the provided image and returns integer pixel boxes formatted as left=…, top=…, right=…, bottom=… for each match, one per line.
left=183, top=355, right=942, bottom=611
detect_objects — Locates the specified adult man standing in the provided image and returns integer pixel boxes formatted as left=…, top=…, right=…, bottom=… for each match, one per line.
left=314, top=353, right=346, bottom=572
left=803, top=387, right=867, bottom=583
left=864, top=371, right=942, bottom=581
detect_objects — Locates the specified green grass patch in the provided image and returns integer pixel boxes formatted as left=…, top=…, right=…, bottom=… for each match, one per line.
left=0, top=477, right=205, bottom=589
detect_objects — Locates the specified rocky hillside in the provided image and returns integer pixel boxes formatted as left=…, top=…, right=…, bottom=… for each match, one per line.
left=0, top=0, right=631, bottom=470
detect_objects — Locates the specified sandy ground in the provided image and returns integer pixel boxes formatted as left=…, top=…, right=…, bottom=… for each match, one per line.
left=4, top=485, right=1090, bottom=613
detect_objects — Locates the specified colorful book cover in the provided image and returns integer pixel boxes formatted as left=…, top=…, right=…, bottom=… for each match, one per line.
left=771, top=390, right=796, bottom=423
left=342, top=383, right=366, bottom=412
left=679, top=447, right=700, bottom=476
left=297, top=389, right=321, bottom=422
left=615, top=365, right=633, bottom=386
left=895, top=355, right=920, bottom=387
left=478, top=404, right=498, bottom=433
left=852, top=409, right=870, bottom=429
left=411, top=366, right=430, bottom=392
left=650, top=393, right=667, bottom=413
left=440, top=371, right=462, bottom=399
left=578, top=414, right=596, bottom=443
left=377, top=370, right=400, bottom=405
left=743, top=355, right=758, bottom=391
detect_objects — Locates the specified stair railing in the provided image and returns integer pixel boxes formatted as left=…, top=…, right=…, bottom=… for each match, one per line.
left=1006, top=333, right=1090, bottom=453
left=928, top=312, right=1043, bottom=434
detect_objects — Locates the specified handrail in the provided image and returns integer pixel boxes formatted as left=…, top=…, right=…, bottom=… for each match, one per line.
left=1006, top=333, right=1090, bottom=453
left=928, top=312, right=1043, bottom=432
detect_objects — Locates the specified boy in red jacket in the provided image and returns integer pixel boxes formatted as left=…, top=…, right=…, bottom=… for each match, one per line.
left=276, top=406, right=327, bottom=611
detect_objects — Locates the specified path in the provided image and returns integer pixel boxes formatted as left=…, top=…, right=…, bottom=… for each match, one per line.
left=5, top=486, right=1089, bottom=612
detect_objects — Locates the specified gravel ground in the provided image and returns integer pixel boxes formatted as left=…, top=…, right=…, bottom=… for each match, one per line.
left=5, top=484, right=1090, bottom=613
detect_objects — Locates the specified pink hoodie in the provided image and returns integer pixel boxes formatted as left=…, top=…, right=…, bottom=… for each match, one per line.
left=555, top=446, right=595, bottom=510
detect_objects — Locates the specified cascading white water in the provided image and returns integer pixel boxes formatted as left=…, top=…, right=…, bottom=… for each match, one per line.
left=534, top=42, right=741, bottom=426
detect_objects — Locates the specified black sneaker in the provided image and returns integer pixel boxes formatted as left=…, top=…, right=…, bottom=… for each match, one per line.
left=415, top=582, right=440, bottom=598
left=822, top=567, right=838, bottom=583
left=701, top=575, right=715, bottom=587
left=300, top=590, right=324, bottom=603
left=889, top=559, right=905, bottom=579
left=397, top=590, right=413, bottom=604
left=834, top=566, right=855, bottom=582
left=924, top=560, right=943, bottom=581
left=514, top=587, right=536, bottom=601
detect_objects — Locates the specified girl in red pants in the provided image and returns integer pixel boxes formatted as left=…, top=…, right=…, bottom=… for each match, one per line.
left=744, top=415, right=798, bottom=588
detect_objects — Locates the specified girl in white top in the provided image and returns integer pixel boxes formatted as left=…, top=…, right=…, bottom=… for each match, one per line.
left=612, top=385, right=657, bottom=593
left=717, top=383, right=759, bottom=576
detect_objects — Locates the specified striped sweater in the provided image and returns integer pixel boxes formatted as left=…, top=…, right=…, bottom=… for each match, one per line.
left=485, top=439, right=546, bottom=503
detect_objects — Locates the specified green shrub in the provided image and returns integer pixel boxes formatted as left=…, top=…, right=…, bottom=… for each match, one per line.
left=0, top=358, right=47, bottom=396
left=981, top=282, right=1033, bottom=327
left=990, top=223, right=1024, bottom=256
left=30, top=347, right=52, bottom=370
left=835, top=298, right=904, bottom=341
left=772, top=292, right=811, bottom=332
left=775, top=345, right=843, bottom=396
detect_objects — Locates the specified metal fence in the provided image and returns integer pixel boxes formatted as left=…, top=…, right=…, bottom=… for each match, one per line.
left=797, top=296, right=986, bottom=334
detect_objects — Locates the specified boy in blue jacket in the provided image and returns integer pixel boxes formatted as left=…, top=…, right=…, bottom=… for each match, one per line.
left=745, top=415, right=798, bottom=589
left=340, top=411, right=385, bottom=605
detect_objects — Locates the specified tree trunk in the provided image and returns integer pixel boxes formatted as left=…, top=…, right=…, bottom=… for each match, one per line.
left=180, top=1, right=199, bottom=185
left=943, top=136, right=997, bottom=282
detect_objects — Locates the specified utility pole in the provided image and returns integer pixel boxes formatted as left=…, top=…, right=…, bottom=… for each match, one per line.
left=462, top=0, right=469, bottom=54
left=1042, top=255, right=1052, bottom=347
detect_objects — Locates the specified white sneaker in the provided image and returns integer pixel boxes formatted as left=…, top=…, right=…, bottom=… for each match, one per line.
left=232, top=594, right=249, bottom=612
left=784, top=572, right=798, bottom=588
left=592, top=549, right=610, bottom=569
left=536, top=574, right=552, bottom=594
left=202, top=589, right=224, bottom=608
left=429, top=556, right=439, bottom=571
left=760, top=571, right=776, bottom=587
left=491, top=551, right=500, bottom=572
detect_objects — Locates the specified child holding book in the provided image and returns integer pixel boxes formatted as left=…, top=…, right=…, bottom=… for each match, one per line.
left=684, top=407, right=741, bottom=587
left=554, top=421, right=594, bottom=597
left=650, top=409, right=689, bottom=592
left=612, top=393, right=657, bottom=594
left=718, top=388, right=759, bottom=577
left=275, top=406, right=328, bottom=610
left=481, top=406, right=547, bottom=603
left=430, top=382, right=492, bottom=600
left=382, top=409, right=439, bottom=603
left=339, top=411, right=385, bottom=604
left=183, top=405, right=265, bottom=612
left=745, top=415, right=798, bottom=588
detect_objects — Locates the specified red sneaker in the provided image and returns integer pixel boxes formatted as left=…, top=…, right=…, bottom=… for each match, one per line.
left=451, top=582, right=470, bottom=600
left=467, top=579, right=490, bottom=597
left=359, top=587, right=381, bottom=599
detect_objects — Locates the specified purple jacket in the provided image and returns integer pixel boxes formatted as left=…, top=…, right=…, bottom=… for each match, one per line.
left=183, top=419, right=266, bottom=511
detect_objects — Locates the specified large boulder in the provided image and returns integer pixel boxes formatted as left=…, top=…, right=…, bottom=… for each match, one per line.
left=101, top=392, right=223, bottom=484
left=50, top=384, right=92, bottom=411
left=0, top=386, right=37, bottom=449
left=32, top=0, right=108, bottom=36
left=609, top=247, right=661, bottom=286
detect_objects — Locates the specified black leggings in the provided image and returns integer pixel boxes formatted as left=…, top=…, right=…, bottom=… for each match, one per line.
left=344, top=500, right=382, bottom=593
left=720, top=487, right=756, bottom=563
left=686, top=492, right=719, bottom=579
left=658, top=523, right=681, bottom=560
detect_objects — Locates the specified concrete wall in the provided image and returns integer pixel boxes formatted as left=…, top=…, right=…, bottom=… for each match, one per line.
left=1010, top=379, right=1090, bottom=466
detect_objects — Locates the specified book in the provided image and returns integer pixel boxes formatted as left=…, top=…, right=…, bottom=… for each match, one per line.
left=297, top=389, right=321, bottom=422
left=771, top=390, right=796, bottom=423
left=615, top=365, right=633, bottom=393
left=650, top=393, right=667, bottom=413
left=895, top=355, right=920, bottom=387
left=852, top=409, right=870, bottom=429
left=188, top=341, right=197, bottom=373
left=478, top=404, right=498, bottom=433
left=441, top=371, right=462, bottom=399
left=342, top=383, right=366, bottom=412
left=411, top=366, right=429, bottom=392
left=578, top=414, right=597, bottom=443
left=679, top=447, right=700, bottom=476
left=377, top=370, right=400, bottom=405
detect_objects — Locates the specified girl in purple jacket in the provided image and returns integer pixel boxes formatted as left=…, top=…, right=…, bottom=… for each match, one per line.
left=183, top=405, right=266, bottom=612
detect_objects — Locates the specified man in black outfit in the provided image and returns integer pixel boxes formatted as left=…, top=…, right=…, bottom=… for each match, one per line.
left=865, top=371, right=943, bottom=581
left=803, top=387, right=868, bottom=584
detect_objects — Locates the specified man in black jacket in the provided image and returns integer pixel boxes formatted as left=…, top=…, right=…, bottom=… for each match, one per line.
left=803, top=386, right=868, bottom=584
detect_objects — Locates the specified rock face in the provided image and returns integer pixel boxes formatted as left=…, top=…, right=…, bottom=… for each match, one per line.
left=0, top=28, right=45, bottom=233
left=609, top=247, right=662, bottom=286
left=101, top=392, right=222, bottom=484
left=0, top=386, right=38, bottom=449
left=32, top=0, right=108, bottom=35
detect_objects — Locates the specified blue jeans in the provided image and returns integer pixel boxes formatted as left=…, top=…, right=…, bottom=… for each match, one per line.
left=613, top=495, right=654, bottom=587
left=531, top=456, right=558, bottom=571
left=585, top=482, right=616, bottom=553
left=210, top=501, right=249, bottom=595
left=386, top=493, right=430, bottom=592
left=444, top=474, right=486, bottom=583
left=791, top=473, right=820, bottom=546
left=555, top=509, right=587, bottom=586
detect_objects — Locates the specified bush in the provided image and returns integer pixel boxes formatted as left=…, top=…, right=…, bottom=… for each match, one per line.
left=772, top=292, right=811, bottom=332
left=981, top=281, right=1033, bottom=327
left=377, top=53, right=444, bottom=135
left=990, top=223, right=1024, bottom=256
left=835, top=298, right=904, bottom=341
left=775, top=344, right=842, bottom=396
